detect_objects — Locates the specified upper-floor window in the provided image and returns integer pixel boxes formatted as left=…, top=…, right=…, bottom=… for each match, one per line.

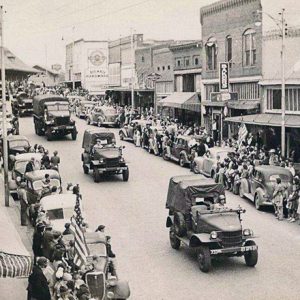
left=141, top=56, right=145, bottom=63
left=162, top=66, right=165, bottom=71
left=206, top=37, right=217, bottom=70
left=157, top=66, right=160, bottom=71
left=184, top=57, right=190, bottom=67
left=243, top=29, right=256, bottom=66
left=176, top=59, right=181, bottom=67
left=168, top=65, right=170, bottom=70
left=194, top=56, right=199, bottom=66
left=225, top=35, right=232, bottom=67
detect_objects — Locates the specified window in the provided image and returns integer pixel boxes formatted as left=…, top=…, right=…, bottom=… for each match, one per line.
left=206, top=37, right=217, bottom=70
left=184, top=57, right=190, bottom=67
left=195, top=57, right=199, bottom=65
left=177, top=59, right=181, bottom=67
left=243, top=29, right=256, bottom=66
left=157, top=66, right=160, bottom=71
left=141, top=56, right=145, bottom=63
left=162, top=66, right=165, bottom=71
left=225, top=36, right=232, bottom=67
left=267, top=88, right=300, bottom=111
left=168, top=65, right=170, bottom=70
left=231, top=82, right=260, bottom=100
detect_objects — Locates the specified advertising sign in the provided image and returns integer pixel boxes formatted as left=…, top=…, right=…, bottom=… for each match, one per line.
left=219, top=62, right=229, bottom=91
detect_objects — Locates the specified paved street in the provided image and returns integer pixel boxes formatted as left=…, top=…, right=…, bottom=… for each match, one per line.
left=19, top=116, right=300, bottom=300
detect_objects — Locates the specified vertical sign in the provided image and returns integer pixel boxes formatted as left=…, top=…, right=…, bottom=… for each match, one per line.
left=219, top=62, right=229, bottom=91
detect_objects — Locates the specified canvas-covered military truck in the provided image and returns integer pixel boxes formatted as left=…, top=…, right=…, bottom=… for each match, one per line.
left=33, top=95, right=77, bottom=141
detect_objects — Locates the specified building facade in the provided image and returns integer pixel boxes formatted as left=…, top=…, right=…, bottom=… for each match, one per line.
left=200, top=0, right=262, bottom=140
left=65, top=39, right=109, bottom=94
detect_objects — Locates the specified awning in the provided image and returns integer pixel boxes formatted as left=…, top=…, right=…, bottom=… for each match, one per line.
left=227, top=100, right=260, bottom=110
left=157, top=92, right=200, bottom=112
left=202, top=100, right=226, bottom=107
left=225, top=113, right=300, bottom=128
left=0, top=251, right=32, bottom=278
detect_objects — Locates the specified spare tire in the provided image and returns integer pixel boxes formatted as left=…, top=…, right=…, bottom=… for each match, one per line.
left=174, top=212, right=186, bottom=237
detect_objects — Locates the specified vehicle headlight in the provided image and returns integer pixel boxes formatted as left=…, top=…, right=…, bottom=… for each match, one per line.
left=119, top=157, right=125, bottom=162
left=107, top=291, right=115, bottom=299
left=99, top=158, right=104, bottom=163
left=243, top=229, right=253, bottom=236
left=210, top=231, right=218, bottom=239
left=16, top=176, right=21, bottom=183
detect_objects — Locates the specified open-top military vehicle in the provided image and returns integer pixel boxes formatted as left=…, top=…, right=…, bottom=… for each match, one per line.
left=166, top=175, right=258, bottom=273
left=13, top=92, right=33, bottom=116
left=81, top=128, right=129, bottom=183
left=33, top=95, right=77, bottom=141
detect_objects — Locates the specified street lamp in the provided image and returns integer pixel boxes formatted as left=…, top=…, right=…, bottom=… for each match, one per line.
left=255, top=8, right=287, bottom=157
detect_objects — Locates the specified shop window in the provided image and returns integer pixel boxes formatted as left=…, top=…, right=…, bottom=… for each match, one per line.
left=267, top=88, right=300, bottom=111
left=243, top=29, right=256, bottom=66
left=206, top=37, right=217, bottom=70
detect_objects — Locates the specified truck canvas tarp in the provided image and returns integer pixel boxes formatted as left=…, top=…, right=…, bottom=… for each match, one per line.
left=33, top=95, right=68, bottom=115
left=166, top=175, right=225, bottom=213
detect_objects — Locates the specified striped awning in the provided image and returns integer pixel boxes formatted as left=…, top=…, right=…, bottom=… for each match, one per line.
left=0, top=251, right=32, bottom=278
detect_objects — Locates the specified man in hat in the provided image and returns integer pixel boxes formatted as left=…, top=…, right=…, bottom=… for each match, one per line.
left=92, top=138, right=104, bottom=153
left=106, top=236, right=116, bottom=258
left=18, top=181, right=28, bottom=226
left=32, top=223, right=45, bottom=265
left=25, top=157, right=36, bottom=173
left=63, top=223, right=71, bottom=235
left=50, top=150, right=60, bottom=170
left=27, top=257, right=51, bottom=300
left=41, top=150, right=51, bottom=169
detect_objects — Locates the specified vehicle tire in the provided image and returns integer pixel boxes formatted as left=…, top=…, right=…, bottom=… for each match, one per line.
left=122, top=168, right=129, bottom=182
left=119, top=132, right=124, bottom=140
left=162, top=150, right=169, bottom=161
left=71, top=129, right=77, bottom=141
left=197, top=245, right=211, bottom=273
left=244, top=240, right=258, bottom=267
left=36, top=124, right=43, bottom=136
left=179, top=155, right=185, bottom=168
left=83, top=165, right=89, bottom=174
left=174, top=212, right=186, bottom=237
left=93, top=168, right=101, bottom=183
left=46, top=130, right=52, bottom=141
left=169, top=228, right=180, bottom=250
left=254, top=194, right=261, bottom=210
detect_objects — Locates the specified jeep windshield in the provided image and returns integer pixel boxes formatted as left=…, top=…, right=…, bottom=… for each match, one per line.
left=32, top=178, right=60, bottom=191
left=47, top=104, right=69, bottom=112
left=46, top=207, right=74, bottom=220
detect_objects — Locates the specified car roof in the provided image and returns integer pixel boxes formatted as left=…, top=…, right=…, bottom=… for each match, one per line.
left=33, top=94, right=67, bottom=102
left=14, top=153, right=42, bottom=161
left=40, top=194, right=77, bottom=211
left=24, top=169, right=60, bottom=181
left=84, top=128, right=113, bottom=136
left=7, top=135, right=29, bottom=142
left=255, top=165, right=292, bottom=177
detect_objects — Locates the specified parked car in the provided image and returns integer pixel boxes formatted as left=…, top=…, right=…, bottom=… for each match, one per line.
left=166, top=175, right=258, bottom=273
left=239, top=165, right=293, bottom=210
left=192, top=147, right=235, bottom=178
left=162, top=135, right=196, bottom=167
left=87, top=105, right=119, bottom=127
left=24, top=169, right=62, bottom=205
left=40, top=194, right=83, bottom=232
left=33, top=95, right=77, bottom=141
left=75, top=100, right=95, bottom=119
left=119, top=119, right=151, bottom=142
left=8, top=153, right=42, bottom=199
left=81, top=128, right=129, bottom=183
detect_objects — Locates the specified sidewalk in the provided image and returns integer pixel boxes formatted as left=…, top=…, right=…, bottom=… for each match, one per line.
left=0, top=176, right=33, bottom=300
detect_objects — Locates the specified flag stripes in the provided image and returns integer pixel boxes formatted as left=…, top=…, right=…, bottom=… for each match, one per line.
left=0, top=251, right=32, bottom=278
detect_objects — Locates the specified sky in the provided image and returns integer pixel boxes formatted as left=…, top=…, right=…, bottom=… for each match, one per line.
left=2, top=0, right=300, bottom=69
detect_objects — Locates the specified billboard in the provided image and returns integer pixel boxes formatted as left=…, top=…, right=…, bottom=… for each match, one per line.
left=219, top=62, right=229, bottom=91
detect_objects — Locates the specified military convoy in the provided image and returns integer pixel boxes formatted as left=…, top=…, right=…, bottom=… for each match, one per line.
left=33, top=95, right=77, bottom=141
left=166, top=175, right=258, bottom=272
left=81, top=128, right=129, bottom=183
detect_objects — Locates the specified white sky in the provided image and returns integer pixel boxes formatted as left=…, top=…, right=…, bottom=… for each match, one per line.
left=2, top=0, right=300, bottom=69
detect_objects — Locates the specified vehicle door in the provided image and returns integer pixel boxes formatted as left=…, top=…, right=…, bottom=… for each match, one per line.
left=203, top=152, right=215, bottom=175
left=173, top=138, right=183, bottom=159
left=249, top=170, right=263, bottom=195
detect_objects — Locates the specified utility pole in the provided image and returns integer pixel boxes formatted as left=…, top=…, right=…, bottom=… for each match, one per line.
left=130, top=29, right=135, bottom=109
left=72, top=26, right=75, bottom=91
left=0, top=6, right=9, bottom=207
left=280, top=8, right=286, bottom=158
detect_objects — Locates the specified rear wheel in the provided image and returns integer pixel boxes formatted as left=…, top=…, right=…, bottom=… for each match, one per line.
left=174, top=212, right=186, bottom=237
left=179, top=156, right=185, bottom=167
left=197, top=246, right=211, bottom=273
left=244, top=240, right=258, bottom=267
left=93, top=168, right=100, bottom=183
left=71, top=129, right=77, bottom=141
left=169, top=228, right=180, bottom=250
left=122, top=168, right=129, bottom=182
left=254, top=194, right=261, bottom=210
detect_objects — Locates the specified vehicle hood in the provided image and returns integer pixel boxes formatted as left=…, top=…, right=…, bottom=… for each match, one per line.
left=10, top=146, right=27, bottom=153
left=49, top=219, right=68, bottom=232
left=199, top=212, right=242, bottom=232
left=95, top=148, right=120, bottom=159
left=48, top=111, right=70, bottom=118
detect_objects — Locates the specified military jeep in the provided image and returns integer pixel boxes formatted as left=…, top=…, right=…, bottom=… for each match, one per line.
left=81, top=128, right=129, bottom=183
left=166, top=175, right=258, bottom=273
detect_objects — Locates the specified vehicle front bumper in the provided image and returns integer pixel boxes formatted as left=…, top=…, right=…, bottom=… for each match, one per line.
left=19, top=108, right=33, bottom=113
left=210, top=244, right=258, bottom=255
left=97, top=166, right=128, bottom=173
left=51, top=125, right=76, bottom=134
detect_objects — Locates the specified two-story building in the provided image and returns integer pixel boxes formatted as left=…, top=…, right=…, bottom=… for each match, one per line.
left=200, top=0, right=262, bottom=140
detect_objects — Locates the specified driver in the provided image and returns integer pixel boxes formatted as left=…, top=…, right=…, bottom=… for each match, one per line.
left=92, top=138, right=104, bottom=153
left=213, top=195, right=227, bottom=210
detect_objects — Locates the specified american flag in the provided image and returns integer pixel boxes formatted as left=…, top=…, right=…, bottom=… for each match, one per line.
left=70, top=194, right=89, bottom=268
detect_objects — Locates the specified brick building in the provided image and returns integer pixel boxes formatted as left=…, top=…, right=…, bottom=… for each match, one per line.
left=200, top=0, right=262, bottom=140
